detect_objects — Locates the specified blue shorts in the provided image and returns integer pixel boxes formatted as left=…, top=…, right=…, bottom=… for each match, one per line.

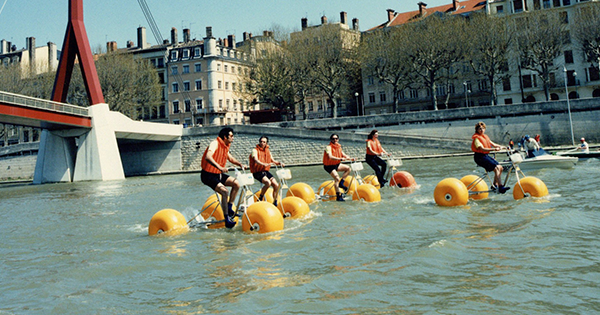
left=474, top=153, right=500, bottom=172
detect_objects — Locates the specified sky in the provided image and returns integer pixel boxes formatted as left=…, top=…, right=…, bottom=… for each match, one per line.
left=0, top=0, right=451, bottom=52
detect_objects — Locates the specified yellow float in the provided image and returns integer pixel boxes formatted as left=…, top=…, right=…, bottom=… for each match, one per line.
left=513, top=176, right=548, bottom=200
left=362, top=175, right=381, bottom=189
left=277, top=196, right=310, bottom=219
left=434, top=178, right=469, bottom=206
left=200, top=195, right=237, bottom=229
left=318, top=180, right=337, bottom=200
left=286, top=182, right=316, bottom=204
left=148, top=209, right=189, bottom=236
left=242, top=202, right=284, bottom=233
left=351, top=184, right=381, bottom=202
left=253, top=187, right=274, bottom=203
left=460, top=174, right=489, bottom=200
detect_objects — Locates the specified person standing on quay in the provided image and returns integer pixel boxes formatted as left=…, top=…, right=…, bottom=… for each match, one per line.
left=365, top=130, right=390, bottom=187
left=200, top=127, right=246, bottom=228
left=471, top=122, right=510, bottom=194
left=249, top=136, right=284, bottom=207
left=323, top=134, right=354, bottom=201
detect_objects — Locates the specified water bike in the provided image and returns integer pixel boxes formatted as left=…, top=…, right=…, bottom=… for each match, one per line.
left=148, top=167, right=310, bottom=236
left=318, top=161, right=381, bottom=202
left=364, top=157, right=417, bottom=189
left=434, top=151, right=549, bottom=207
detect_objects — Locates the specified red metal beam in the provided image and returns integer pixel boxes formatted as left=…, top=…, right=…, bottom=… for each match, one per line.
left=0, top=103, right=91, bottom=128
left=52, top=0, right=105, bottom=105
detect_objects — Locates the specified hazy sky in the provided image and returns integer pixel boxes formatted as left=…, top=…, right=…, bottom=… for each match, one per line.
left=1, top=0, right=451, bottom=51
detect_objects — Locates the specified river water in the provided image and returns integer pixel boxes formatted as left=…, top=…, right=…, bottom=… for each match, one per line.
left=1, top=156, right=600, bottom=314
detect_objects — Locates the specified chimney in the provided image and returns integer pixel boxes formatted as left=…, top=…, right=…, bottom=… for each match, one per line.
left=1, top=39, right=7, bottom=54
left=127, top=40, right=134, bottom=48
left=223, top=37, right=228, bottom=47
left=27, top=37, right=36, bottom=67
left=163, top=39, right=169, bottom=45
left=387, top=9, right=395, bottom=22
left=418, top=2, right=427, bottom=15
left=47, top=42, right=57, bottom=71
left=171, top=27, right=178, bottom=44
left=352, top=18, right=360, bottom=31
left=243, top=32, right=249, bottom=41
left=453, top=0, right=459, bottom=11
left=107, top=41, right=117, bottom=52
left=340, top=11, right=347, bottom=25
left=301, top=17, right=308, bottom=30
left=183, top=28, right=190, bottom=43
left=137, top=27, right=149, bottom=49
left=321, top=15, right=328, bottom=24
left=206, top=26, right=213, bottom=38
left=227, top=34, right=235, bottom=48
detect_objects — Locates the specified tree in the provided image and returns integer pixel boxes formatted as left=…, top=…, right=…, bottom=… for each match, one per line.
left=360, top=26, right=414, bottom=113
left=466, top=13, right=513, bottom=106
left=289, top=23, right=361, bottom=118
left=514, top=9, right=567, bottom=101
left=571, top=2, right=600, bottom=68
left=405, top=14, right=467, bottom=110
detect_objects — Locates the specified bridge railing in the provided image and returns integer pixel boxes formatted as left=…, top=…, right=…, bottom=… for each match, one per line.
left=0, top=91, right=90, bottom=117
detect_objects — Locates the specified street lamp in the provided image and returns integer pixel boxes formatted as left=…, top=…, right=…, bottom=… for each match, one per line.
left=355, top=92, right=360, bottom=116
left=463, top=82, right=469, bottom=107
left=563, top=65, right=575, bottom=146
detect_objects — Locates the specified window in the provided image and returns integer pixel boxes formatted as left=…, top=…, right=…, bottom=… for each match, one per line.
left=224, top=65, right=228, bottom=72
left=553, top=0, right=561, bottom=7
left=368, top=77, right=374, bottom=86
left=172, top=82, right=179, bottom=93
left=195, top=80, right=202, bottom=90
left=183, top=81, right=190, bottom=91
left=496, top=5, right=504, bottom=13
left=173, top=100, right=180, bottom=113
left=232, top=82, right=236, bottom=91
left=318, top=101, right=323, bottom=111
left=522, top=74, right=537, bottom=88
left=588, top=66, right=600, bottom=81
left=195, top=63, right=202, bottom=72
left=398, top=90, right=405, bottom=99
left=171, top=66, right=178, bottom=75
left=478, top=80, right=489, bottom=91
left=368, top=93, right=376, bottom=103
left=217, top=64, right=221, bottom=71
left=170, top=51, right=177, bottom=60
left=436, top=85, right=446, bottom=96
left=218, top=81, right=222, bottom=89
left=194, top=47, right=201, bottom=57
left=226, top=99, right=230, bottom=110
left=564, top=50, right=574, bottom=64
left=219, top=99, right=223, bottom=109
left=183, top=65, right=189, bottom=74
left=196, top=98, right=203, bottom=110
left=560, top=11, right=568, bottom=24
left=185, top=99, right=191, bottom=112
left=379, top=91, right=387, bottom=102
left=157, top=58, right=164, bottom=68
left=173, top=119, right=180, bottom=125
left=225, top=82, right=229, bottom=90
left=513, top=0, right=523, bottom=12
left=233, top=99, right=238, bottom=110
left=409, top=89, right=418, bottom=99
left=503, top=77, right=512, bottom=91
left=182, top=50, right=189, bottom=58
left=562, top=0, right=570, bottom=5
left=504, top=98, right=513, bottom=105
left=231, top=66, right=235, bottom=74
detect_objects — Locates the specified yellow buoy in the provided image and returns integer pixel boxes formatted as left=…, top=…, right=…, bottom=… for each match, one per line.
left=390, top=171, right=417, bottom=188
left=148, top=209, right=189, bottom=236
left=287, top=182, right=316, bottom=204
left=513, top=176, right=549, bottom=200
left=460, top=174, right=489, bottom=200
left=352, top=184, right=381, bottom=202
left=200, top=196, right=237, bottom=229
left=253, top=187, right=274, bottom=203
left=277, top=196, right=310, bottom=219
left=363, top=175, right=381, bottom=189
left=318, top=180, right=337, bottom=200
left=434, top=178, right=469, bottom=206
left=242, top=202, right=284, bottom=233
left=341, top=176, right=359, bottom=195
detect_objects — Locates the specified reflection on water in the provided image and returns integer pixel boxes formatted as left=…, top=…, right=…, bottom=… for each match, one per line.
left=1, top=156, right=600, bottom=314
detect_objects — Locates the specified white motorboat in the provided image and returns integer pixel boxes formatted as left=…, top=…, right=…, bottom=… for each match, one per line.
left=556, top=150, right=600, bottom=159
left=500, top=149, right=578, bottom=170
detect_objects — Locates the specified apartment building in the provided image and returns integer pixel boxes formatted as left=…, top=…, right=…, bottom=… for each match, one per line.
left=0, top=37, right=58, bottom=77
left=290, top=12, right=361, bottom=119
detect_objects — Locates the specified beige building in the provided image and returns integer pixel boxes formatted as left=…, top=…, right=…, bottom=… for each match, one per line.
left=0, top=37, right=58, bottom=77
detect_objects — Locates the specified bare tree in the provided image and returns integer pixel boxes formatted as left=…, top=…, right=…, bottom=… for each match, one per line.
left=571, top=2, right=600, bottom=68
left=289, top=23, right=361, bottom=118
left=514, top=10, right=567, bottom=101
left=405, top=14, right=467, bottom=110
left=466, top=13, right=513, bottom=106
left=360, top=26, right=414, bottom=113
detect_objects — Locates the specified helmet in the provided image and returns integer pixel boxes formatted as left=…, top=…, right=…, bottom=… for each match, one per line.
left=524, top=135, right=530, bottom=140
left=581, top=138, right=585, bottom=141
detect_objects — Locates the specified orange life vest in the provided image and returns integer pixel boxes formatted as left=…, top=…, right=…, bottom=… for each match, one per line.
left=366, top=139, right=383, bottom=156
left=201, top=137, right=230, bottom=174
left=249, top=144, right=273, bottom=173
left=323, top=142, right=343, bottom=166
left=471, top=133, right=491, bottom=154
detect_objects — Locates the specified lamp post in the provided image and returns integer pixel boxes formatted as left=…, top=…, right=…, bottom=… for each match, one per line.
left=355, top=92, right=360, bottom=116
left=463, top=82, right=469, bottom=107
left=563, top=65, right=575, bottom=146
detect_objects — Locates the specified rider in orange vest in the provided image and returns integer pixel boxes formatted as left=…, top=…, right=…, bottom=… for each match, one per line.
left=471, top=122, right=509, bottom=194
left=200, top=127, right=246, bottom=228
left=249, top=136, right=284, bottom=206
left=323, top=133, right=355, bottom=201
left=365, top=129, right=391, bottom=187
